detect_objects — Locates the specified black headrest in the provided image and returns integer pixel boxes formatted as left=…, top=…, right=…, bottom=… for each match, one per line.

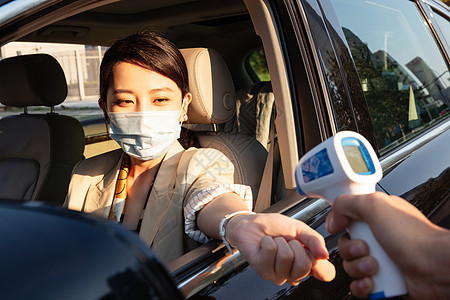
left=0, top=54, right=67, bottom=107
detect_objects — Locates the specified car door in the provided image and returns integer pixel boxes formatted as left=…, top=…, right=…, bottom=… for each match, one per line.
left=173, top=0, right=449, bottom=299
left=169, top=0, right=360, bottom=298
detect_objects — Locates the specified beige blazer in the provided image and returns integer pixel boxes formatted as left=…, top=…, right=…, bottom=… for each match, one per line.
left=65, top=141, right=235, bottom=263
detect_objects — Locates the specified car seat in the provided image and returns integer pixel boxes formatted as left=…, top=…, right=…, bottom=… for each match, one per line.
left=0, top=54, right=85, bottom=204
left=226, top=81, right=286, bottom=207
left=180, top=48, right=267, bottom=200
left=225, top=81, right=275, bottom=150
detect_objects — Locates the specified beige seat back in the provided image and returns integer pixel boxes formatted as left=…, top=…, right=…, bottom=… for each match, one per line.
left=180, top=48, right=267, bottom=199
left=0, top=54, right=85, bottom=204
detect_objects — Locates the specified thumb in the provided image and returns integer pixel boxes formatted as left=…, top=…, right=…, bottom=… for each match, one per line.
left=310, top=258, right=336, bottom=282
left=305, top=248, right=336, bottom=282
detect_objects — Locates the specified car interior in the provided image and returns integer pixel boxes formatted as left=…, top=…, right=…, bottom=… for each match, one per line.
left=0, top=0, right=297, bottom=268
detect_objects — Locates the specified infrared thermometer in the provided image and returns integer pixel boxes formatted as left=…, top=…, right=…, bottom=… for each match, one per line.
left=295, top=131, right=406, bottom=299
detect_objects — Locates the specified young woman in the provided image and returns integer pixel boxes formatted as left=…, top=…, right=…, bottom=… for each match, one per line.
left=65, top=32, right=335, bottom=286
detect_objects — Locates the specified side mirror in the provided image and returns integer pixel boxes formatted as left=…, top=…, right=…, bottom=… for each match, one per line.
left=0, top=201, right=183, bottom=300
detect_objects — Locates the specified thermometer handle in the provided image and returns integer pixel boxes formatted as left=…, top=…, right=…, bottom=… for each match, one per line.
left=348, top=221, right=407, bottom=299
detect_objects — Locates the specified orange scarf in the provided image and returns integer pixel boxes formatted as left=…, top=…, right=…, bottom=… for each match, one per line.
left=108, top=155, right=130, bottom=222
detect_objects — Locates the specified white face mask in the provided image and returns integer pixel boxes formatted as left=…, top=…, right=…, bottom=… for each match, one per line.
left=108, top=110, right=182, bottom=161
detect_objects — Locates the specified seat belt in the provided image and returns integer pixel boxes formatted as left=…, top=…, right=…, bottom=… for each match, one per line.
left=254, top=128, right=275, bottom=212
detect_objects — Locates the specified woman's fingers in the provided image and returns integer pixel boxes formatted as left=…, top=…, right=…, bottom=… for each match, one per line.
left=250, top=235, right=336, bottom=286
left=253, top=236, right=299, bottom=285
left=286, top=239, right=311, bottom=285
left=273, top=237, right=295, bottom=285
left=251, top=236, right=277, bottom=281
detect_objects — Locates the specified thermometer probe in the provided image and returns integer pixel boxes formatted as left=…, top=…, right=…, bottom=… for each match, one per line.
left=295, top=131, right=406, bottom=299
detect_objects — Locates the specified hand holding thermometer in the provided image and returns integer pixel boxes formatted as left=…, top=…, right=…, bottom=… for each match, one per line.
left=295, top=131, right=406, bottom=299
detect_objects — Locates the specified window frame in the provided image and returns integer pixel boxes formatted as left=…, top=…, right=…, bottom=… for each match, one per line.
left=420, top=0, right=450, bottom=66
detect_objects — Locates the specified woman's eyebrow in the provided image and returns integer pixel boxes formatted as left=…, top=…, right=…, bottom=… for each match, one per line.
left=149, top=87, right=175, bottom=93
left=111, top=87, right=176, bottom=95
left=112, top=89, right=133, bottom=94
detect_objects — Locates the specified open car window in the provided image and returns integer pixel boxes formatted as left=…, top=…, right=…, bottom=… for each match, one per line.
left=247, top=48, right=270, bottom=81
left=0, top=0, right=298, bottom=263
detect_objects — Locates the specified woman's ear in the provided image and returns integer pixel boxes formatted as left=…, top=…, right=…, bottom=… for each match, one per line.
left=98, top=98, right=109, bottom=120
left=180, top=93, right=192, bottom=122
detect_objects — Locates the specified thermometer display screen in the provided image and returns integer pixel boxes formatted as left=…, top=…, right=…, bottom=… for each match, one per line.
left=341, top=137, right=375, bottom=175
left=343, top=145, right=369, bottom=174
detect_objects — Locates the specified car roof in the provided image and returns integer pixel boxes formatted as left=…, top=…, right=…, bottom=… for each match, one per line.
left=9, top=0, right=260, bottom=90
left=22, top=0, right=250, bottom=45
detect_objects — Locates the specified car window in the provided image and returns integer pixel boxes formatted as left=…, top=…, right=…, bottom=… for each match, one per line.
left=0, top=41, right=106, bottom=123
left=330, top=0, right=450, bottom=155
left=248, top=49, right=270, bottom=81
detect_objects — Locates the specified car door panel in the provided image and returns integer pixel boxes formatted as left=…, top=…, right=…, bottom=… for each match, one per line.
left=379, top=126, right=450, bottom=226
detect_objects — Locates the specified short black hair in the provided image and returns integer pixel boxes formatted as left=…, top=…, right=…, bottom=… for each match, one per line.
left=99, top=31, right=189, bottom=102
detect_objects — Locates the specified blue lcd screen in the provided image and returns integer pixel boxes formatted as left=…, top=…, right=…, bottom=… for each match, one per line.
left=301, top=148, right=334, bottom=183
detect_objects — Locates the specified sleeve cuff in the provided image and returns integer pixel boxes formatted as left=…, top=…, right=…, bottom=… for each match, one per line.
left=184, top=184, right=253, bottom=243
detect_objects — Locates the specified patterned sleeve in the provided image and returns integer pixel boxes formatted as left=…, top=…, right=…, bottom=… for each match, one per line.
left=184, top=184, right=253, bottom=243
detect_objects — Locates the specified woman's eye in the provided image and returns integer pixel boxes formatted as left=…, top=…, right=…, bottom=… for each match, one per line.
left=154, top=98, right=169, bottom=103
left=115, top=99, right=133, bottom=105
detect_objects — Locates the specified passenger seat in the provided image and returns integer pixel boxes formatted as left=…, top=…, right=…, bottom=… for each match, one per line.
left=180, top=48, right=267, bottom=199
left=0, top=54, right=85, bottom=204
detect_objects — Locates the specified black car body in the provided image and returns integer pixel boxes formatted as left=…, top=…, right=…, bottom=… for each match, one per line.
left=0, top=0, right=448, bottom=299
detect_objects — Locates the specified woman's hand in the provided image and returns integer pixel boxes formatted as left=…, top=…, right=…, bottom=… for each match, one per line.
left=226, top=213, right=336, bottom=285
left=196, top=193, right=335, bottom=286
